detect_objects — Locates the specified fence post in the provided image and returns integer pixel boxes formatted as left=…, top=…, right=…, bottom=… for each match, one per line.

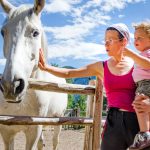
left=84, top=80, right=95, bottom=150
left=92, top=78, right=103, bottom=150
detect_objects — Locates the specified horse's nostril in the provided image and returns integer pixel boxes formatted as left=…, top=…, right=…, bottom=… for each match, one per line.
left=14, top=79, right=25, bottom=95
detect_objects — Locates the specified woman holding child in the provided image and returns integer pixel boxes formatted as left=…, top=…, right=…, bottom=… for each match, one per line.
left=38, top=22, right=150, bottom=150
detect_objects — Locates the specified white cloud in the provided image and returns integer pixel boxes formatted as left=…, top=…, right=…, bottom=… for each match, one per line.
left=44, top=23, right=96, bottom=40
left=101, top=0, right=126, bottom=12
left=126, top=0, right=145, bottom=2
left=43, top=0, right=145, bottom=60
left=9, top=0, right=31, bottom=5
left=118, top=14, right=125, bottom=18
left=44, top=8, right=111, bottom=40
left=44, top=0, right=71, bottom=13
left=47, top=41, right=106, bottom=60
left=100, top=0, right=145, bottom=12
left=130, top=33, right=134, bottom=39
left=44, top=0, right=82, bottom=14
left=0, top=59, right=6, bottom=66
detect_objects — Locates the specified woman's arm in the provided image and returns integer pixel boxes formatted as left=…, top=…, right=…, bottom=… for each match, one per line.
left=124, top=48, right=150, bottom=69
left=38, top=49, right=104, bottom=79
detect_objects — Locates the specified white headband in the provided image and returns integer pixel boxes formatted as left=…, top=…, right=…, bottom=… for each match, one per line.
left=109, top=23, right=130, bottom=43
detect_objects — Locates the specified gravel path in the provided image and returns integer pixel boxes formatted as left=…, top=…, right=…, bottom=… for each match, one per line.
left=0, top=127, right=85, bottom=150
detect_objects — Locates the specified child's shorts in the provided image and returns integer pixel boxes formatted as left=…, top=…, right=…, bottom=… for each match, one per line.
left=136, top=79, right=150, bottom=97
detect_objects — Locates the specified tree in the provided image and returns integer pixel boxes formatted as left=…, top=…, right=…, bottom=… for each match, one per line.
left=51, top=63, right=59, bottom=67
left=67, top=94, right=74, bottom=109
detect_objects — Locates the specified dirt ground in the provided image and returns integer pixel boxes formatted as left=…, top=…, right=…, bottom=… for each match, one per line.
left=0, top=126, right=85, bottom=150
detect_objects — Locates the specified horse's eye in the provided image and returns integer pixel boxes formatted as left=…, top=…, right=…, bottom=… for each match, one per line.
left=32, top=30, right=39, bottom=37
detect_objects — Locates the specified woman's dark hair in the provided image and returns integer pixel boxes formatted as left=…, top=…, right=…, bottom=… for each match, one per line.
left=106, top=27, right=124, bottom=40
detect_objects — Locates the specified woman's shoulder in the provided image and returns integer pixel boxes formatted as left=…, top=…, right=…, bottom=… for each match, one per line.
left=88, top=61, right=104, bottom=79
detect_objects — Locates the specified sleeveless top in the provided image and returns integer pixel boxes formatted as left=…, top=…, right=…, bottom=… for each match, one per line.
left=103, top=61, right=136, bottom=112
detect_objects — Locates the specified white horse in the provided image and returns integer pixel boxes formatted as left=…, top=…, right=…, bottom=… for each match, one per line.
left=0, top=0, right=67, bottom=149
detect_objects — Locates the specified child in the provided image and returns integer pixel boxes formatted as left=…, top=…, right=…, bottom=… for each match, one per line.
left=124, top=22, right=150, bottom=150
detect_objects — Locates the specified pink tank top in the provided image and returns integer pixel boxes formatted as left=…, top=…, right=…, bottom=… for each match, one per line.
left=103, top=61, right=136, bottom=112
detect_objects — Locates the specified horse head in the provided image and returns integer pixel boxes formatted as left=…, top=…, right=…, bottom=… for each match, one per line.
left=0, top=0, right=45, bottom=103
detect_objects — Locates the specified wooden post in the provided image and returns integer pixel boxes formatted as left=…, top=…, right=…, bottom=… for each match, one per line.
left=92, top=78, right=103, bottom=150
left=0, top=116, right=93, bottom=125
left=84, top=80, right=96, bottom=150
left=28, top=78, right=95, bottom=95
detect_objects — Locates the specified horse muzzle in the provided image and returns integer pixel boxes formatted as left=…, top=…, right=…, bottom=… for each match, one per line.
left=0, top=78, right=25, bottom=103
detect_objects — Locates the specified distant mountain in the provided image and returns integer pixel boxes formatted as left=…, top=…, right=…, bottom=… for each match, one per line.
left=62, top=66, right=76, bottom=69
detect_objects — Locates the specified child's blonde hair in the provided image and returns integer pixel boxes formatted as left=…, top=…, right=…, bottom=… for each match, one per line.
left=133, top=21, right=150, bottom=38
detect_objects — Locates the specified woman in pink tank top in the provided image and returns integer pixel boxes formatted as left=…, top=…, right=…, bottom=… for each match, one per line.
left=38, top=23, right=149, bottom=150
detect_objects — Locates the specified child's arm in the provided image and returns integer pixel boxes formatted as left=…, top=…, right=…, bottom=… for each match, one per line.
left=124, top=48, right=150, bottom=69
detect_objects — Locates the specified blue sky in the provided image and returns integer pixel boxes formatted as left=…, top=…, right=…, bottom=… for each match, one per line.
left=0, top=0, right=149, bottom=73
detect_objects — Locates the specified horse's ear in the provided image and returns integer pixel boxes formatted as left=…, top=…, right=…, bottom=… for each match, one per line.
left=0, top=0, right=14, bottom=14
left=33, top=0, right=45, bottom=15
